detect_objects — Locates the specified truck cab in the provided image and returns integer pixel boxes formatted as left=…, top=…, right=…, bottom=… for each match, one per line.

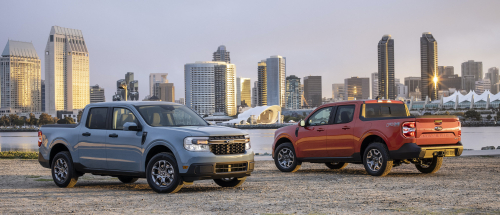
left=39, top=102, right=254, bottom=193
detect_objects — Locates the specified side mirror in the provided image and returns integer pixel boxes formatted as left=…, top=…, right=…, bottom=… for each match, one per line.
left=123, top=122, right=140, bottom=131
left=299, top=120, right=306, bottom=127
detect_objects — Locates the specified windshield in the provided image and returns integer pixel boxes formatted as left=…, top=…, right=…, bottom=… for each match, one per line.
left=135, top=105, right=208, bottom=127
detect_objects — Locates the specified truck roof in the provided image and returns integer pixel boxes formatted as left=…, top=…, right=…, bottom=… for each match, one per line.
left=86, top=101, right=180, bottom=108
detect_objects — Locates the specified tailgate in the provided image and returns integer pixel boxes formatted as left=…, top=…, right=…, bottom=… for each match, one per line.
left=415, top=115, right=461, bottom=146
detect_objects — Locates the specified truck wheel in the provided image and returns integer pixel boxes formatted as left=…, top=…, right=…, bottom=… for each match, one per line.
left=325, top=162, right=348, bottom=170
left=274, top=142, right=302, bottom=172
left=51, top=151, right=78, bottom=188
left=415, top=157, right=443, bottom=174
left=213, top=177, right=246, bottom=188
left=146, top=152, right=183, bottom=193
left=117, top=176, right=139, bottom=183
left=363, top=143, right=393, bottom=176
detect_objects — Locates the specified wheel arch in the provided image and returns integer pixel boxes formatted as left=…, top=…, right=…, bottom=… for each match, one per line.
left=144, top=144, right=175, bottom=170
left=360, top=133, right=388, bottom=158
left=50, top=143, right=70, bottom=168
left=273, top=136, right=293, bottom=158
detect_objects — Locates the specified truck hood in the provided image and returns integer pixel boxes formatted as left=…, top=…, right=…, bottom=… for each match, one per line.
left=156, top=126, right=247, bottom=137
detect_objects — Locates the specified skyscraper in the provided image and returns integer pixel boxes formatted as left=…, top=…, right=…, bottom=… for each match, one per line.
left=213, top=45, right=230, bottom=63
left=285, top=75, right=302, bottom=109
left=486, top=67, right=499, bottom=94
left=113, top=72, right=139, bottom=101
left=251, top=81, right=258, bottom=108
left=475, top=79, right=491, bottom=94
left=371, top=72, right=378, bottom=99
left=236, top=77, right=242, bottom=106
left=45, top=26, right=89, bottom=114
left=438, top=66, right=454, bottom=76
left=332, top=83, right=344, bottom=101
left=41, top=80, right=45, bottom=112
left=184, top=61, right=236, bottom=116
left=158, top=83, right=175, bottom=102
left=420, top=32, right=438, bottom=101
left=240, top=78, right=251, bottom=107
left=257, top=60, right=267, bottom=106
left=378, top=35, right=395, bottom=100
left=1, top=40, right=41, bottom=112
left=344, top=77, right=370, bottom=100
left=90, top=84, right=105, bottom=103
left=461, top=60, right=483, bottom=92
left=303, top=76, right=322, bottom=107
left=149, top=73, right=168, bottom=97
left=404, top=77, right=421, bottom=93
left=266, top=55, right=286, bottom=107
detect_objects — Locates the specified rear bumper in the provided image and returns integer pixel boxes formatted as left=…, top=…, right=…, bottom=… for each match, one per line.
left=180, top=160, right=254, bottom=182
left=38, top=152, right=50, bottom=168
left=390, top=142, right=463, bottom=160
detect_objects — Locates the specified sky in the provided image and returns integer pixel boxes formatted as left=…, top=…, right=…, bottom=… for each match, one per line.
left=2, top=0, right=500, bottom=101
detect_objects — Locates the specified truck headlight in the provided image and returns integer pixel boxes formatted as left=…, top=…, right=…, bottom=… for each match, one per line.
left=184, top=137, right=210, bottom=152
left=245, top=135, right=251, bottom=150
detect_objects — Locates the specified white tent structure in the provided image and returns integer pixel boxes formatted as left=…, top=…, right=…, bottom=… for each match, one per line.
left=224, top=105, right=282, bottom=125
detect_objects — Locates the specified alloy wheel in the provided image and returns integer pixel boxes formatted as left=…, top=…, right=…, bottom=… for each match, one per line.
left=151, top=160, right=175, bottom=187
left=366, top=149, right=383, bottom=172
left=278, top=148, right=295, bottom=168
left=54, top=158, right=69, bottom=182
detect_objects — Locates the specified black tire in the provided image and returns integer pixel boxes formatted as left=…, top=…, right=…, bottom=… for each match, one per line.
left=146, top=152, right=183, bottom=193
left=117, top=176, right=139, bottom=183
left=362, top=142, right=393, bottom=176
left=274, top=142, right=302, bottom=172
left=325, top=162, right=348, bottom=170
left=415, top=156, right=443, bottom=174
left=213, top=177, right=246, bottom=188
left=51, top=151, right=78, bottom=188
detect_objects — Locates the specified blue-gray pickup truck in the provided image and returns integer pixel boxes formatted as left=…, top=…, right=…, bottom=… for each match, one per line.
left=38, top=101, right=254, bottom=193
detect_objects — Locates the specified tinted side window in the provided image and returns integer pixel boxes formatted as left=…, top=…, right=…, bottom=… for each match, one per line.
left=112, top=108, right=138, bottom=130
left=334, top=105, right=355, bottom=124
left=364, top=104, right=409, bottom=118
left=86, top=108, right=108, bottom=129
left=307, top=107, right=332, bottom=126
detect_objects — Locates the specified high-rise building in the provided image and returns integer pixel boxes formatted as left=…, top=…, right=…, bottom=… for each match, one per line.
left=158, top=83, right=174, bottom=102
left=303, top=76, right=322, bottom=107
left=395, top=83, right=408, bottom=99
left=266, top=55, right=286, bottom=107
left=438, top=66, right=454, bottom=76
left=461, top=60, right=483, bottom=92
left=213, top=45, right=230, bottom=63
left=404, top=77, right=421, bottom=93
left=236, top=77, right=242, bottom=106
left=371, top=72, right=378, bottom=99
left=45, top=26, right=89, bottom=114
left=184, top=61, right=236, bottom=116
left=257, top=60, right=267, bottom=106
left=378, top=35, right=395, bottom=100
left=240, top=78, right=251, bottom=107
left=149, top=73, right=168, bottom=97
left=475, top=79, right=491, bottom=94
left=1, top=40, right=41, bottom=112
left=462, top=75, right=476, bottom=93
left=251, top=81, right=258, bottom=108
left=41, top=80, right=45, bottom=112
left=285, top=75, right=302, bottom=109
left=486, top=67, right=499, bottom=94
left=89, top=84, right=105, bottom=103
left=420, top=32, right=438, bottom=101
left=113, top=72, right=139, bottom=101
left=344, top=77, right=370, bottom=100
left=332, top=83, right=344, bottom=101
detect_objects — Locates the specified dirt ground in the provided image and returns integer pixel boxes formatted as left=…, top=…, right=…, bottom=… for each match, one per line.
left=0, top=156, right=499, bottom=214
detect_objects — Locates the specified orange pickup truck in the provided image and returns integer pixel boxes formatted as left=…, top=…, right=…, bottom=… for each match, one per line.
left=272, top=99, right=463, bottom=176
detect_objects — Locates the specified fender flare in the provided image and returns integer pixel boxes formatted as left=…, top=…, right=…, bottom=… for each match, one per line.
left=142, top=139, right=180, bottom=170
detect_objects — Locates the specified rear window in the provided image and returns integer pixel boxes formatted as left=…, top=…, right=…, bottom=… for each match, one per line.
left=363, top=104, right=409, bottom=119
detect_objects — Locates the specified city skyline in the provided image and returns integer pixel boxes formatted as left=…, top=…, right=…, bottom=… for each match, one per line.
left=2, top=1, right=500, bottom=102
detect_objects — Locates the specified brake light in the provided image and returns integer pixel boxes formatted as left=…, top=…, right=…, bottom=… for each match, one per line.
left=38, top=131, right=43, bottom=147
left=458, top=121, right=461, bottom=137
left=402, top=122, right=416, bottom=138
left=458, top=130, right=461, bottom=137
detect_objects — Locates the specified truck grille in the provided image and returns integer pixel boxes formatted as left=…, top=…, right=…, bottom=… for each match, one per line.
left=209, top=136, right=245, bottom=140
left=215, top=162, right=247, bottom=173
left=209, top=143, right=246, bottom=155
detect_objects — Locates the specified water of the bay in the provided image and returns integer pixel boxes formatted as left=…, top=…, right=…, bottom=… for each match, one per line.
left=0, top=127, right=498, bottom=152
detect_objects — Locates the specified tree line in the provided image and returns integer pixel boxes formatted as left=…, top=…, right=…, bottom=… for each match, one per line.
left=0, top=110, right=83, bottom=127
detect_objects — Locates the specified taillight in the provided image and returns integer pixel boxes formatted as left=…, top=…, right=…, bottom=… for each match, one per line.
left=458, top=121, right=461, bottom=137
left=402, top=122, right=416, bottom=138
left=38, top=131, right=43, bottom=147
left=458, top=130, right=461, bottom=137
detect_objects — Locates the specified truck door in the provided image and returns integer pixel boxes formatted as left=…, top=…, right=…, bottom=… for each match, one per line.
left=105, top=107, right=143, bottom=172
left=78, top=107, right=109, bottom=169
left=325, top=104, right=356, bottom=157
left=295, top=107, right=333, bottom=158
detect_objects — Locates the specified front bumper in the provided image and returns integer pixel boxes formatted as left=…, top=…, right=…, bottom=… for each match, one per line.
left=390, top=142, right=463, bottom=160
left=180, top=160, right=254, bottom=182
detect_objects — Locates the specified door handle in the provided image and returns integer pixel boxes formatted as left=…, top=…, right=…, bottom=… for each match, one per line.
left=82, top=132, right=91, bottom=136
left=109, top=133, right=118, bottom=138
left=342, top=126, right=351, bottom=130
left=316, top=128, right=325, bottom=132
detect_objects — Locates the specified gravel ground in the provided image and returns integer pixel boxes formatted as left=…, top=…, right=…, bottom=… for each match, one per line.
left=0, top=156, right=499, bottom=214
